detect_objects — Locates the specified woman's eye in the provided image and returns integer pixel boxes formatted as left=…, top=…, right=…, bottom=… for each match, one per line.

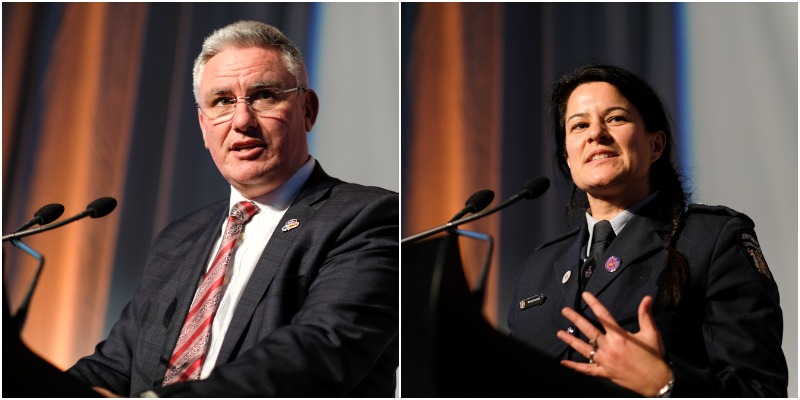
left=571, top=122, right=588, bottom=131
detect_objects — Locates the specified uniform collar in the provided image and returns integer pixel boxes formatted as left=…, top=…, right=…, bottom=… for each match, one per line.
left=585, top=191, right=660, bottom=254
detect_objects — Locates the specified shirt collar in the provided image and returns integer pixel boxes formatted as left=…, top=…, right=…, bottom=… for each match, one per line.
left=585, top=190, right=660, bottom=243
left=229, top=156, right=316, bottom=213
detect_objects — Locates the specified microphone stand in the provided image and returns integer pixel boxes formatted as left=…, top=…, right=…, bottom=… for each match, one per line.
left=449, top=229, right=494, bottom=308
left=6, top=239, right=45, bottom=333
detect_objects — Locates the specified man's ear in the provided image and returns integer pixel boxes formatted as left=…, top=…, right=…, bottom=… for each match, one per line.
left=303, top=89, right=319, bottom=132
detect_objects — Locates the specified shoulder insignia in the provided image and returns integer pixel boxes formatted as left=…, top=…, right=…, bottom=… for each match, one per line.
left=736, top=227, right=772, bottom=279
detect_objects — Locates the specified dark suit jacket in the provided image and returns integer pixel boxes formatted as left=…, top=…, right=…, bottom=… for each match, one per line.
left=67, top=163, right=399, bottom=397
left=508, top=199, right=788, bottom=397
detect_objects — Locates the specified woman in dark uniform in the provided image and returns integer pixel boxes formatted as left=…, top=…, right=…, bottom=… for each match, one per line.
left=507, top=64, right=787, bottom=397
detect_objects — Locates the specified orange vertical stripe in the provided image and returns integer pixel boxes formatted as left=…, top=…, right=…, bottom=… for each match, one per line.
left=408, top=3, right=503, bottom=325
left=9, top=3, right=148, bottom=370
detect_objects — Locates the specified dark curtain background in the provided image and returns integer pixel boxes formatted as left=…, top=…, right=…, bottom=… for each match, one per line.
left=3, top=2, right=316, bottom=369
left=402, top=3, right=681, bottom=328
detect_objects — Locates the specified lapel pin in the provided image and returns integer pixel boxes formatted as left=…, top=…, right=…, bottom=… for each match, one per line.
left=605, top=256, right=621, bottom=273
left=562, top=270, right=571, bottom=284
left=281, top=218, right=300, bottom=232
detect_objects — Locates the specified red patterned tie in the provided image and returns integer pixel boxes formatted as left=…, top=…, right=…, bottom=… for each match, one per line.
left=162, top=201, right=259, bottom=385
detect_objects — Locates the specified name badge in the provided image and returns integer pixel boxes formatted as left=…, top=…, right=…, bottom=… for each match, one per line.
left=519, top=293, right=546, bottom=310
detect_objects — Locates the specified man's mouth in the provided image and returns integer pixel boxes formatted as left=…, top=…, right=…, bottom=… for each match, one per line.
left=231, top=140, right=264, bottom=152
left=233, top=145, right=259, bottom=151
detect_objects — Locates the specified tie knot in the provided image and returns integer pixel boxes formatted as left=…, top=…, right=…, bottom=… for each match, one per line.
left=592, top=220, right=615, bottom=244
left=230, top=201, right=260, bottom=224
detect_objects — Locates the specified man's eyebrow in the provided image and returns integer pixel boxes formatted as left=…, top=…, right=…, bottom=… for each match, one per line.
left=203, top=81, right=283, bottom=99
left=205, top=88, right=232, bottom=99
left=248, top=80, right=283, bottom=90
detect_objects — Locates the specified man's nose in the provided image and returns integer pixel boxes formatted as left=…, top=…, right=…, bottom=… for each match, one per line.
left=230, top=99, right=258, bottom=130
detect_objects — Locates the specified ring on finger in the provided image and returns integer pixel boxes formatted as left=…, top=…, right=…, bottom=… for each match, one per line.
left=588, top=334, right=600, bottom=350
left=588, top=350, right=596, bottom=364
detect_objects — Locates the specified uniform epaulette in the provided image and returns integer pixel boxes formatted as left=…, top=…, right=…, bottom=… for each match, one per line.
left=687, top=204, right=754, bottom=225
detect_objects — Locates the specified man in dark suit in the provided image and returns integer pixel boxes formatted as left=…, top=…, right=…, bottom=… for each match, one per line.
left=67, top=20, right=398, bottom=397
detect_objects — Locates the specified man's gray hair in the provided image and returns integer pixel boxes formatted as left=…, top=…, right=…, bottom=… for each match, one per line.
left=192, top=20, right=307, bottom=104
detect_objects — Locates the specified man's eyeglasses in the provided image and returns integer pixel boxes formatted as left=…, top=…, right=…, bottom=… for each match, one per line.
left=198, top=86, right=306, bottom=123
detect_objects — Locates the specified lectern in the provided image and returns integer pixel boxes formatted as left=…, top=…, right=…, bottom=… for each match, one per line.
left=3, top=293, right=99, bottom=397
left=401, top=233, right=635, bottom=397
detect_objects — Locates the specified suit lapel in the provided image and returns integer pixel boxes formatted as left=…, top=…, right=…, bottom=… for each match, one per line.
left=554, top=226, right=584, bottom=307
left=582, top=210, right=671, bottom=311
left=215, top=163, right=336, bottom=363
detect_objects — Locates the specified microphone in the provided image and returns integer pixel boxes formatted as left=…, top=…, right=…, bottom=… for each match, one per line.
left=11, top=203, right=65, bottom=233
left=2, top=197, right=117, bottom=242
left=4, top=198, right=116, bottom=331
left=401, top=177, right=550, bottom=244
left=449, top=190, right=494, bottom=222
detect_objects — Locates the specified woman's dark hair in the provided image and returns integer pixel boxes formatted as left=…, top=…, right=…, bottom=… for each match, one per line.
left=549, top=63, right=690, bottom=305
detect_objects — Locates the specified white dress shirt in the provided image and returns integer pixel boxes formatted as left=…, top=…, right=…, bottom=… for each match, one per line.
left=583, top=191, right=659, bottom=258
left=199, top=156, right=315, bottom=379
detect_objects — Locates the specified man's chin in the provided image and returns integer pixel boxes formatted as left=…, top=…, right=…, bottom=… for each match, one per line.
left=227, top=172, right=285, bottom=197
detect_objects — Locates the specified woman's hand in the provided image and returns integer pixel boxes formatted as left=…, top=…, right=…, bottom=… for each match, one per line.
left=556, top=292, right=672, bottom=397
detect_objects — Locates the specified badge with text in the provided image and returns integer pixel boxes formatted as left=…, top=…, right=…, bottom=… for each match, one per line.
left=519, top=293, right=546, bottom=310
left=737, top=227, right=771, bottom=279
left=281, top=218, right=300, bottom=232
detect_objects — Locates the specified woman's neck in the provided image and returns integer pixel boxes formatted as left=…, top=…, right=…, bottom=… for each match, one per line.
left=587, top=191, right=653, bottom=221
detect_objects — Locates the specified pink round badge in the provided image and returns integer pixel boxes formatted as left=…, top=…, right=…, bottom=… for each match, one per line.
left=605, top=256, right=621, bottom=273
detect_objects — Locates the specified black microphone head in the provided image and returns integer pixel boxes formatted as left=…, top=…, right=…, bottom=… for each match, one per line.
left=86, top=197, right=117, bottom=218
left=466, top=189, right=495, bottom=213
left=520, top=177, right=550, bottom=199
left=33, top=203, right=65, bottom=225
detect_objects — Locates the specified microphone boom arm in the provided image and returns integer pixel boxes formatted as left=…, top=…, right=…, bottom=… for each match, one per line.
left=2, top=211, right=92, bottom=242
left=401, top=191, right=528, bottom=245
left=401, top=177, right=549, bottom=245
left=2, top=197, right=116, bottom=242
